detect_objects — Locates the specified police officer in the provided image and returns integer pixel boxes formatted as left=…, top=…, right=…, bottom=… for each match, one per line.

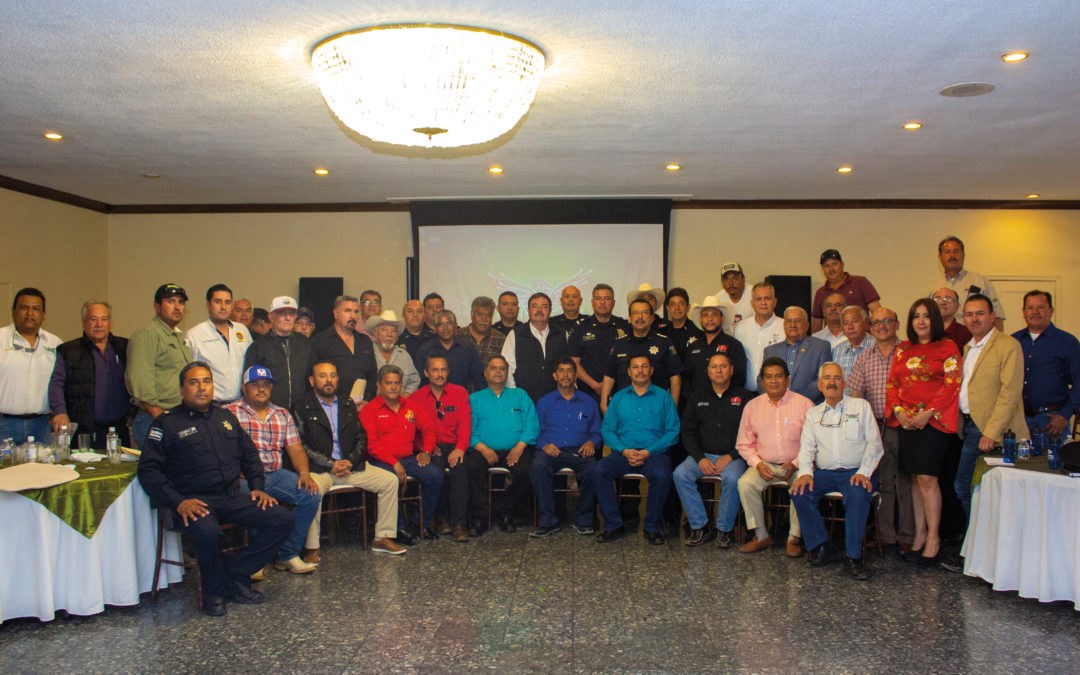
left=137, top=361, right=294, bottom=617
left=568, top=284, right=630, bottom=404
left=680, top=296, right=748, bottom=395
left=600, top=298, right=683, bottom=414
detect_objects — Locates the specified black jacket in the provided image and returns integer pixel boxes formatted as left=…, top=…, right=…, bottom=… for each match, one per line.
left=55, top=333, right=130, bottom=430
left=308, top=327, right=378, bottom=402
left=243, top=332, right=312, bottom=409
left=291, top=390, right=367, bottom=472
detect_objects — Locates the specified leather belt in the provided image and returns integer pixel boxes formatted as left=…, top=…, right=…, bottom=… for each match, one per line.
left=0, top=412, right=48, bottom=420
left=1024, top=404, right=1063, bottom=417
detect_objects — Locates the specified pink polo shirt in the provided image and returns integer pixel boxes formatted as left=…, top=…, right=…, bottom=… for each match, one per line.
left=736, top=389, right=814, bottom=468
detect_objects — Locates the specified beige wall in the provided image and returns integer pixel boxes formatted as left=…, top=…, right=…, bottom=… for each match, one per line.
left=0, top=188, right=108, bottom=340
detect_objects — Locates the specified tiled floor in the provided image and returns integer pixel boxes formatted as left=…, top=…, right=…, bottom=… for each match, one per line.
left=2, top=525, right=1078, bottom=673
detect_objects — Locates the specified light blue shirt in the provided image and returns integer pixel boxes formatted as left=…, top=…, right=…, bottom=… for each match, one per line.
left=318, top=396, right=342, bottom=460
left=602, top=384, right=680, bottom=455
left=469, top=386, right=539, bottom=451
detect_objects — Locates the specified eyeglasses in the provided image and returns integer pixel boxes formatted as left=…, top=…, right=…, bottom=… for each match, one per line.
left=818, top=402, right=844, bottom=427
left=932, top=296, right=957, bottom=304
left=362, top=300, right=380, bottom=306
left=869, top=319, right=895, bottom=327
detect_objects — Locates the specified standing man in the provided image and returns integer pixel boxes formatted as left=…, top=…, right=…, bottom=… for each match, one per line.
left=422, top=293, right=445, bottom=334
left=397, top=299, right=434, bottom=361
left=358, top=290, right=383, bottom=337
left=1, top=288, right=61, bottom=444
left=832, top=306, right=874, bottom=388
left=292, top=360, right=404, bottom=559
left=626, top=283, right=669, bottom=333
left=243, top=296, right=311, bottom=410
left=790, top=363, right=883, bottom=580
left=735, top=357, right=814, bottom=557
left=502, top=292, right=570, bottom=403
left=734, top=282, right=786, bottom=393
left=309, top=295, right=378, bottom=406
left=230, top=298, right=253, bottom=329
left=954, top=294, right=1028, bottom=518
left=49, top=301, right=130, bottom=448
left=466, top=355, right=538, bottom=532
left=595, top=356, right=680, bottom=544
left=663, top=288, right=702, bottom=365
left=680, top=296, right=747, bottom=395
left=458, top=296, right=506, bottom=368
left=933, top=287, right=972, bottom=348
left=415, top=309, right=485, bottom=392
left=812, top=293, right=848, bottom=350
left=673, top=351, right=754, bottom=548
left=249, top=308, right=272, bottom=337
left=185, top=284, right=252, bottom=405
left=411, top=355, right=474, bottom=541
left=568, top=284, right=630, bottom=403
left=368, top=310, right=420, bottom=396
left=494, top=291, right=523, bottom=335
left=811, top=249, right=881, bottom=333
left=937, top=236, right=1005, bottom=330
left=849, top=307, right=914, bottom=554
left=600, top=298, right=682, bottom=414
left=227, top=366, right=321, bottom=575
left=529, top=357, right=601, bottom=538
left=293, top=308, right=316, bottom=339
left=137, top=362, right=294, bottom=616
left=1012, top=290, right=1080, bottom=437
left=127, top=283, right=194, bottom=448
left=763, top=307, right=831, bottom=404
left=717, top=262, right=753, bottom=336
left=549, top=285, right=589, bottom=335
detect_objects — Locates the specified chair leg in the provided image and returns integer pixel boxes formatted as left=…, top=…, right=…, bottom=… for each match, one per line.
left=151, top=515, right=164, bottom=602
left=487, top=472, right=494, bottom=531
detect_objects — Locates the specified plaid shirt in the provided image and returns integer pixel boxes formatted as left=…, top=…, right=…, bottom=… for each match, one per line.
left=226, top=399, right=301, bottom=472
left=833, top=336, right=874, bottom=394
left=458, top=325, right=506, bottom=367
left=848, top=340, right=897, bottom=420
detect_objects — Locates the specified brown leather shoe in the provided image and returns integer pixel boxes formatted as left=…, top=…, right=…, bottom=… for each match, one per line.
left=739, top=535, right=773, bottom=553
left=249, top=565, right=267, bottom=581
left=437, top=520, right=453, bottom=536
left=452, top=524, right=470, bottom=543
left=898, top=542, right=912, bottom=555
left=786, top=538, right=803, bottom=558
left=372, top=537, right=407, bottom=555
left=302, top=549, right=320, bottom=564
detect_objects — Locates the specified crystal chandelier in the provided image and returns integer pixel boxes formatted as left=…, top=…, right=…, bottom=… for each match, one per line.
left=311, top=24, right=546, bottom=148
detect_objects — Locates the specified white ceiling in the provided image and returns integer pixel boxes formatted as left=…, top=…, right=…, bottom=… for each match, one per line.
left=2, top=0, right=1078, bottom=205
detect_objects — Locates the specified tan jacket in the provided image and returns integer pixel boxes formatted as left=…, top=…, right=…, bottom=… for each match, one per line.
left=960, top=330, right=1028, bottom=441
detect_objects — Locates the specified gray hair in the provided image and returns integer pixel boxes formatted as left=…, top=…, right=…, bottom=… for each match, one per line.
left=377, top=364, right=404, bottom=382
left=471, top=296, right=495, bottom=312
left=751, top=282, right=775, bottom=295
left=841, top=305, right=868, bottom=322
left=436, top=309, right=457, bottom=325
left=817, top=361, right=845, bottom=379
left=783, top=306, right=808, bottom=321
left=81, top=300, right=111, bottom=322
left=333, top=295, right=359, bottom=308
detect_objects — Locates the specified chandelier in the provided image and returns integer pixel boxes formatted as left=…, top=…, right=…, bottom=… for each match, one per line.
left=311, top=24, right=546, bottom=148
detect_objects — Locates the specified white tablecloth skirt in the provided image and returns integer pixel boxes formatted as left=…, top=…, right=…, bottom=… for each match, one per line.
left=0, top=479, right=183, bottom=622
left=961, top=466, right=1080, bottom=610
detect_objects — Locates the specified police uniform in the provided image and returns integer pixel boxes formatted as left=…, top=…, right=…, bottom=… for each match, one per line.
left=137, top=404, right=294, bottom=599
left=679, top=331, right=749, bottom=395
left=549, top=313, right=590, bottom=338
left=567, top=315, right=631, bottom=398
left=605, top=331, right=684, bottom=392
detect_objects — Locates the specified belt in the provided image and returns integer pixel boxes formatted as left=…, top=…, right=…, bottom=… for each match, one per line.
left=1024, top=404, right=1063, bottom=417
left=0, top=411, right=49, bottom=420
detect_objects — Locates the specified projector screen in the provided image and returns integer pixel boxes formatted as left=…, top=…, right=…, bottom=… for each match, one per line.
left=417, top=222, right=665, bottom=321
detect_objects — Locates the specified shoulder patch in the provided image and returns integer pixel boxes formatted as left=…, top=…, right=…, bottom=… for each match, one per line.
left=148, top=428, right=163, bottom=441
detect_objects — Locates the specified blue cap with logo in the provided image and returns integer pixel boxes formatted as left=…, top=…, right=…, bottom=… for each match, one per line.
left=243, top=365, right=275, bottom=385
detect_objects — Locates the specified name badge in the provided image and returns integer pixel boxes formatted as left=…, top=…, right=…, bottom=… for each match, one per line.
left=178, top=427, right=197, bottom=439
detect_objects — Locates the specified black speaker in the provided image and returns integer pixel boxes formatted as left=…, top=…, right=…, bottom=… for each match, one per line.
left=406, top=257, right=417, bottom=300
left=765, top=274, right=812, bottom=319
left=299, top=277, right=343, bottom=335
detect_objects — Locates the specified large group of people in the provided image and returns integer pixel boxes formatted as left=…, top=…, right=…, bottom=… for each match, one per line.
left=3, top=235, right=1078, bottom=616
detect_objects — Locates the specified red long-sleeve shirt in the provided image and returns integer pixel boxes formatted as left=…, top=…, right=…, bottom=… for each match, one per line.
left=359, top=395, right=436, bottom=465
left=411, top=383, right=472, bottom=451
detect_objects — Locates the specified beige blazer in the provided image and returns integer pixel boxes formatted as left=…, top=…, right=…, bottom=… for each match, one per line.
left=961, top=330, right=1029, bottom=441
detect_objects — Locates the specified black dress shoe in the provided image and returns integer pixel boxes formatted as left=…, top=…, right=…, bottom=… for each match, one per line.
left=845, top=557, right=869, bottom=581
left=202, top=594, right=226, bottom=617
left=596, top=526, right=627, bottom=543
left=685, top=527, right=707, bottom=547
left=498, top=515, right=517, bottom=533
left=423, top=524, right=439, bottom=540
left=715, top=530, right=734, bottom=549
left=644, top=530, right=665, bottom=546
left=467, top=524, right=485, bottom=538
left=395, top=529, right=417, bottom=546
left=529, top=525, right=560, bottom=538
left=806, top=542, right=833, bottom=567
left=225, top=580, right=265, bottom=605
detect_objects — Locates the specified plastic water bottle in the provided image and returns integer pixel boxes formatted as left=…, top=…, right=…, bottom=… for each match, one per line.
left=106, top=427, right=121, bottom=464
left=56, top=425, right=72, bottom=462
left=1017, top=439, right=1031, bottom=461
left=0, top=438, right=14, bottom=467
left=1031, top=430, right=1046, bottom=457
left=20, top=436, right=40, bottom=464
left=1047, top=434, right=1064, bottom=471
left=1002, top=429, right=1017, bottom=464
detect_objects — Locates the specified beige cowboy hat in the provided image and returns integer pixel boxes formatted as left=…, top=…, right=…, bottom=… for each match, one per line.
left=693, top=294, right=726, bottom=320
left=365, top=309, right=405, bottom=333
left=626, top=283, right=664, bottom=308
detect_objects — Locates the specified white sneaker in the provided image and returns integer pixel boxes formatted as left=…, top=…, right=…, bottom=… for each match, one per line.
left=275, top=557, right=317, bottom=574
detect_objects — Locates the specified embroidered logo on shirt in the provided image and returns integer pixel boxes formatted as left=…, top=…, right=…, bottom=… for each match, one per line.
left=616, top=329, right=627, bottom=339
left=687, top=336, right=698, bottom=345
left=236, top=332, right=245, bottom=341
left=178, top=427, right=197, bottom=439
left=404, top=409, right=416, bottom=423
left=222, top=421, right=232, bottom=431
left=716, top=344, right=728, bottom=352
left=731, top=397, right=742, bottom=405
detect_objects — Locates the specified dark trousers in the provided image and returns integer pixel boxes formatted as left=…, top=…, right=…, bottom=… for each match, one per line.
left=595, top=451, right=672, bottom=533
left=530, top=448, right=597, bottom=527
left=466, top=446, right=535, bottom=525
left=371, top=456, right=444, bottom=528
left=178, top=494, right=294, bottom=597
left=431, top=445, right=471, bottom=526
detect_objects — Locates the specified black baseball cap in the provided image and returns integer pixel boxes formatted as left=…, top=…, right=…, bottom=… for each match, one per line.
left=819, top=249, right=843, bottom=265
left=154, top=283, right=188, bottom=304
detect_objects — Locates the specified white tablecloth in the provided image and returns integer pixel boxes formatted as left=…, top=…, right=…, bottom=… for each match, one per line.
left=0, top=478, right=183, bottom=622
left=961, top=465, right=1080, bottom=610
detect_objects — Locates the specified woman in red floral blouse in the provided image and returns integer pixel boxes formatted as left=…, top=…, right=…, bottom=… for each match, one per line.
left=886, top=297, right=962, bottom=568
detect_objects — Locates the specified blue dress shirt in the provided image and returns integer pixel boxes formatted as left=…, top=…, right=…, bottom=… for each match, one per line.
left=535, top=388, right=603, bottom=449
left=1011, top=322, right=1080, bottom=419
left=602, top=384, right=680, bottom=454
left=469, top=386, right=539, bottom=450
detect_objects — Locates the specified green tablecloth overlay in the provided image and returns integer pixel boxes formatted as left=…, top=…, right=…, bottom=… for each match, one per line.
left=971, top=453, right=1060, bottom=492
left=19, top=462, right=139, bottom=538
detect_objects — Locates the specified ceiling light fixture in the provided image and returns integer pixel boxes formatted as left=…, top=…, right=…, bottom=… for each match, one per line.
left=940, top=82, right=995, bottom=97
left=837, top=166, right=853, bottom=173
left=43, top=132, right=63, bottom=140
left=1002, top=51, right=1028, bottom=62
left=488, top=166, right=503, bottom=174
left=665, top=164, right=681, bottom=171
left=903, top=122, right=923, bottom=130
left=311, top=24, right=546, bottom=148
left=1026, top=194, right=1040, bottom=199
left=143, top=173, right=161, bottom=179
left=314, top=168, right=330, bottom=175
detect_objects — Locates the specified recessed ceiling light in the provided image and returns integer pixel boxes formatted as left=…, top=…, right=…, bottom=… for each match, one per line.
left=903, top=122, right=923, bottom=130
left=143, top=173, right=161, bottom=179
left=940, top=82, right=995, bottom=97
left=665, top=163, right=681, bottom=172
left=43, top=132, right=63, bottom=140
left=1002, top=51, right=1028, bottom=62
left=837, top=166, right=853, bottom=173
left=488, top=166, right=503, bottom=174
left=1026, top=194, right=1040, bottom=199
left=314, top=168, right=330, bottom=175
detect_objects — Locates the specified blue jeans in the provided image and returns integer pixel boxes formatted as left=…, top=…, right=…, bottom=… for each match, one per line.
left=263, top=469, right=322, bottom=561
left=372, top=455, right=444, bottom=528
left=672, top=454, right=747, bottom=531
left=530, top=448, right=597, bottom=527
left=955, top=417, right=984, bottom=519
left=595, top=451, right=672, bottom=533
left=132, top=410, right=153, bottom=450
left=0, top=414, right=52, bottom=446
left=791, top=468, right=878, bottom=559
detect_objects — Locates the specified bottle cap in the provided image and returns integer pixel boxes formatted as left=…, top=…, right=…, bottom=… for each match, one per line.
left=27, top=436, right=35, bottom=442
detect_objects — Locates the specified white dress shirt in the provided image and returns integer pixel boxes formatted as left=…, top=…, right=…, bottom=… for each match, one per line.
left=502, top=322, right=551, bottom=388
left=735, top=314, right=785, bottom=392
left=813, top=326, right=847, bottom=351
left=959, top=327, right=995, bottom=415
left=185, top=319, right=252, bottom=402
left=0, top=324, right=62, bottom=415
left=797, top=395, right=884, bottom=478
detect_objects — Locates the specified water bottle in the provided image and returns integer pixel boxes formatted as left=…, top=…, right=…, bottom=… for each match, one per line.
left=56, top=425, right=72, bottom=462
left=0, top=438, right=14, bottom=467
left=106, top=427, right=121, bottom=464
left=20, top=436, right=40, bottom=464
left=1031, top=430, right=1046, bottom=457
left=1047, top=434, right=1064, bottom=471
left=1017, top=439, right=1031, bottom=461
left=1002, top=429, right=1017, bottom=464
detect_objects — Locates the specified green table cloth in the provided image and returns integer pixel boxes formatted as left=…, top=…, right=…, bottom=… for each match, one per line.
left=18, top=462, right=139, bottom=538
left=971, top=453, right=1059, bottom=493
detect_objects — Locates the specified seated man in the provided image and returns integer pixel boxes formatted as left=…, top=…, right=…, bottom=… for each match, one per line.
left=790, top=363, right=883, bottom=580
left=736, top=357, right=814, bottom=557
left=360, top=365, right=442, bottom=539
left=466, top=355, right=538, bottom=532
left=595, top=355, right=680, bottom=545
left=529, top=357, right=601, bottom=538
left=226, top=366, right=322, bottom=575
left=411, top=355, right=475, bottom=541
left=138, top=362, right=294, bottom=617
left=292, top=361, right=404, bottom=557
left=673, top=352, right=754, bottom=548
